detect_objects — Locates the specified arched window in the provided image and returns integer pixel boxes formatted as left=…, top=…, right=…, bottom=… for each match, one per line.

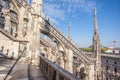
left=10, top=10, right=18, bottom=21
left=114, top=68, right=117, bottom=73
left=114, top=61, right=117, bottom=64
left=106, top=66, right=109, bottom=71
left=0, top=17, right=5, bottom=28
left=106, top=60, right=109, bottom=63
left=9, top=10, right=18, bottom=37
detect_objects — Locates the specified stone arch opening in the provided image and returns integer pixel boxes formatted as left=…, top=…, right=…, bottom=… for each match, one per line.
left=55, top=51, right=65, bottom=68
left=40, top=31, right=68, bottom=63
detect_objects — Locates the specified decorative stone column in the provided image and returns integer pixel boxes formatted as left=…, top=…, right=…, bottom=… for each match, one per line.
left=17, top=7, right=25, bottom=39
left=88, top=64, right=95, bottom=80
left=47, top=47, right=52, bottom=59
left=29, top=0, right=42, bottom=65
left=2, top=9, right=11, bottom=32
left=67, top=49, right=73, bottom=73
left=31, top=15, right=40, bottom=65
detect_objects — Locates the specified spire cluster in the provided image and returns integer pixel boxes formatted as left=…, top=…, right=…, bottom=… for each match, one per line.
left=93, top=8, right=101, bottom=80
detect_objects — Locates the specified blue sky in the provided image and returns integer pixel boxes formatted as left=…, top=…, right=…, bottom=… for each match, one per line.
left=30, top=0, right=120, bottom=48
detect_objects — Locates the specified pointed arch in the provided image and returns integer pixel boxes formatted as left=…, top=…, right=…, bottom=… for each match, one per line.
left=10, top=0, right=20, bottom=17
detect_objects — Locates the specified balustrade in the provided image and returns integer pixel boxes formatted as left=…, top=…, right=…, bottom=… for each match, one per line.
left=39, top=55, right=79, bottom=80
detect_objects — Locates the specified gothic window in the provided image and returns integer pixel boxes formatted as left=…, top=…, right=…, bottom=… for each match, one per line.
left=22, top=23, right=27, bottom=37
left=11, top=21, right=17, bottom=28
left=114, top=68, right=117, bottom=73
left=114, top=61, right=117, bottom=64
left=0, top=7, right=1, bottom=11
left=10, top=10, right=18, bottom=21
left=9, top=10, right=18, bottom=36
left=106, top=66, right=109, bottom=71
left=0, top=17, right=5, bottom=28
left=10, top=21, right=17, bottom=36
left=10, top=26, right=13, bottom=35
left=113, top=50, right=115, bottom=53
left=106, top=60, right=109, bottom=63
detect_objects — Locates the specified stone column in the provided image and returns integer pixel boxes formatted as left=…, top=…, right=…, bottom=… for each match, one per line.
left=63, top=52, right=67, bottom=70
left=17, top=7, right=25, bottom=39
left=30, top=15, right=40, bottom=65
left=88, top=64, right=95, bottom=80
left=67, top=49, right=73, bottom=73
left=60, top=57, right=64, bottom=68
left=47, top=47, right=52, bottom=59
left=3, top=10, right=11, bottom=32
left=25, top=12, right=33, bottom=59
left=12, top=25, right=17, bottom=37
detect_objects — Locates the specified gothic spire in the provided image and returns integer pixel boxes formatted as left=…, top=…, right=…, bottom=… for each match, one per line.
left=93, top=8, right=101, bottom=80
left=94, top=8, right=98, bottom=35
left=68, top=22, right=71, bottom=41
left=93, top=7, right=101, bottom=60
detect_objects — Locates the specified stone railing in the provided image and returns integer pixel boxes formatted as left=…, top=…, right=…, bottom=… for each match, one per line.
left=39, top=55, right=79, bottom=80
left=39, top=16, right=93, bottom=65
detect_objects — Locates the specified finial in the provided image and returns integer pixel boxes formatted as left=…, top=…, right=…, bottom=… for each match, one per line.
left=94, top=8, right=98, bottom=31
left=94, top=8, right=97, bottom=17
left=68, top=21, right=71, bottom=41
left=68, top=22, right=71, bottom=30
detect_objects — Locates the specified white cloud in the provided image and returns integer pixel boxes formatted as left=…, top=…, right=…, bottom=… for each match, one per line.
left=42, top=0, right=97, bottom=24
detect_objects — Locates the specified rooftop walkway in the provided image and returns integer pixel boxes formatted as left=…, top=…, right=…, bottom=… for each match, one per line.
left=0, top=56, right=78, bottom=80
left=0, top=59, right=15, bottom=80
left=0, top=58, right=47, bottom=80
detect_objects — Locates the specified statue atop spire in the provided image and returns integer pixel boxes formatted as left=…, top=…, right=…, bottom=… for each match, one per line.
left=93, top=8, right=101, bottom=80
left=68, top=22, right=71, bottom=41
left=94, top=8, right=97, bottom=17
left=94, top=8, right=98, bottom=34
